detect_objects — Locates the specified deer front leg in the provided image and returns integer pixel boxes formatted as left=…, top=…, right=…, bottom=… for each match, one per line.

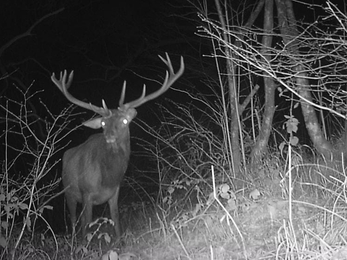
left=108, top=186, right=121, bottom=239
left=82, top=198, right=93, bottom=238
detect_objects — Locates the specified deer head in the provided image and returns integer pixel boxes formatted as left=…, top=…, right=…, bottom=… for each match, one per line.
left=51, top=53, right=184, bottom=239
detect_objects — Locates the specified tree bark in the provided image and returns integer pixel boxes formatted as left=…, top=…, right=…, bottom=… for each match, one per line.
left=250, top=0, right=276, bottom=167
left=276, top=0, right=332, bottom=159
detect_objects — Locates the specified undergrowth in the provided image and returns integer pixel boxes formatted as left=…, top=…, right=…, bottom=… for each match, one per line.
left=3, top=83, right=347, bottom=260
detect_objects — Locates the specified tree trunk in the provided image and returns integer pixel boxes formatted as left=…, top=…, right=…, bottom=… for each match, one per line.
left=250, top=0, right=276, bottom=167
left=275, top=0, right=332, bottom=159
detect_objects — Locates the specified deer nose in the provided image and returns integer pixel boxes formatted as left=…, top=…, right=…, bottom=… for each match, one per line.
left=106, top=136, right=117, bottom=143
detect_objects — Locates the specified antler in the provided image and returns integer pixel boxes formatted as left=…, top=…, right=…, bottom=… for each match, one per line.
left=119, top=52, right=184, bottom=110
left=51, top=70, right=110, bottom=116
left=51, top=53, right=184, bottom=114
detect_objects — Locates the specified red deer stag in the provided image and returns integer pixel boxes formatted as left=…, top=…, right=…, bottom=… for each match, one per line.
left=51, top=53, right=184, bottom=238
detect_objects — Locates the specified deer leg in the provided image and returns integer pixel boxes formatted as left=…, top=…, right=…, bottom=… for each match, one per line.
left=65, top=194, right=77, bottom=235
left=82, top=197, right=93, bottom=238
left=108, top=186, right=121, bottom=238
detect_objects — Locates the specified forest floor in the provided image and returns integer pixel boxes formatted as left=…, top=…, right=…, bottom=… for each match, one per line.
left=6, top=160, right=347, bottom=260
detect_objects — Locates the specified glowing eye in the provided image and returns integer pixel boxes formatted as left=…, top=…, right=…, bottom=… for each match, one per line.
left=122, top=118, right=128, bottom=125
left=101, top=121, right=106, bottom=127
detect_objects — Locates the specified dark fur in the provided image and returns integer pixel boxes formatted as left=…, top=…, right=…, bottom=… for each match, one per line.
left=62, top=108, right=135, bottom=238
left=53, top=54, right=184, bottom=240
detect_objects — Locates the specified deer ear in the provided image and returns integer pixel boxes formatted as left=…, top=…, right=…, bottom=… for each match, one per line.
left=83, top=117, right=103, bottom=129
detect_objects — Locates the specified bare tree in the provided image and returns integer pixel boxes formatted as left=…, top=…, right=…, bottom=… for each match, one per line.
left=198, top=0, right=347, bottom=177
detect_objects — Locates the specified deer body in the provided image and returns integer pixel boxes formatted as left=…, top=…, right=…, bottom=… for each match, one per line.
left=51, top=53, right=184, bottom=239
left=62, top=112, right=131, bottom=237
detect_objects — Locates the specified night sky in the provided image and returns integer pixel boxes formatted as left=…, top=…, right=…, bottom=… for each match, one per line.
left=1, top=0, right=343, bottom=115
left=1, top=1, right=194, bottom=119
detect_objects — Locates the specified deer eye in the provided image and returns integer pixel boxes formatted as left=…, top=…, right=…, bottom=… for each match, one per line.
left=122, top=118, right=128, bottom=125
left=101, top=121, right=106, bottom=127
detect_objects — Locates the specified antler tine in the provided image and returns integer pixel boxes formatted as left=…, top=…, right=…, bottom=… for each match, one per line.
left=118, top=81, right=144, bottom=107
left=119, top=81, right=126, bottom=107
left=121, top=53, right=184, bottom=110
left=51, top=70, right=109, bottom=116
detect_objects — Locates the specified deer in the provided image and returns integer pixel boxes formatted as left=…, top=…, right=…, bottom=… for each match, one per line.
left=51, top=53, right=184, bottom=239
